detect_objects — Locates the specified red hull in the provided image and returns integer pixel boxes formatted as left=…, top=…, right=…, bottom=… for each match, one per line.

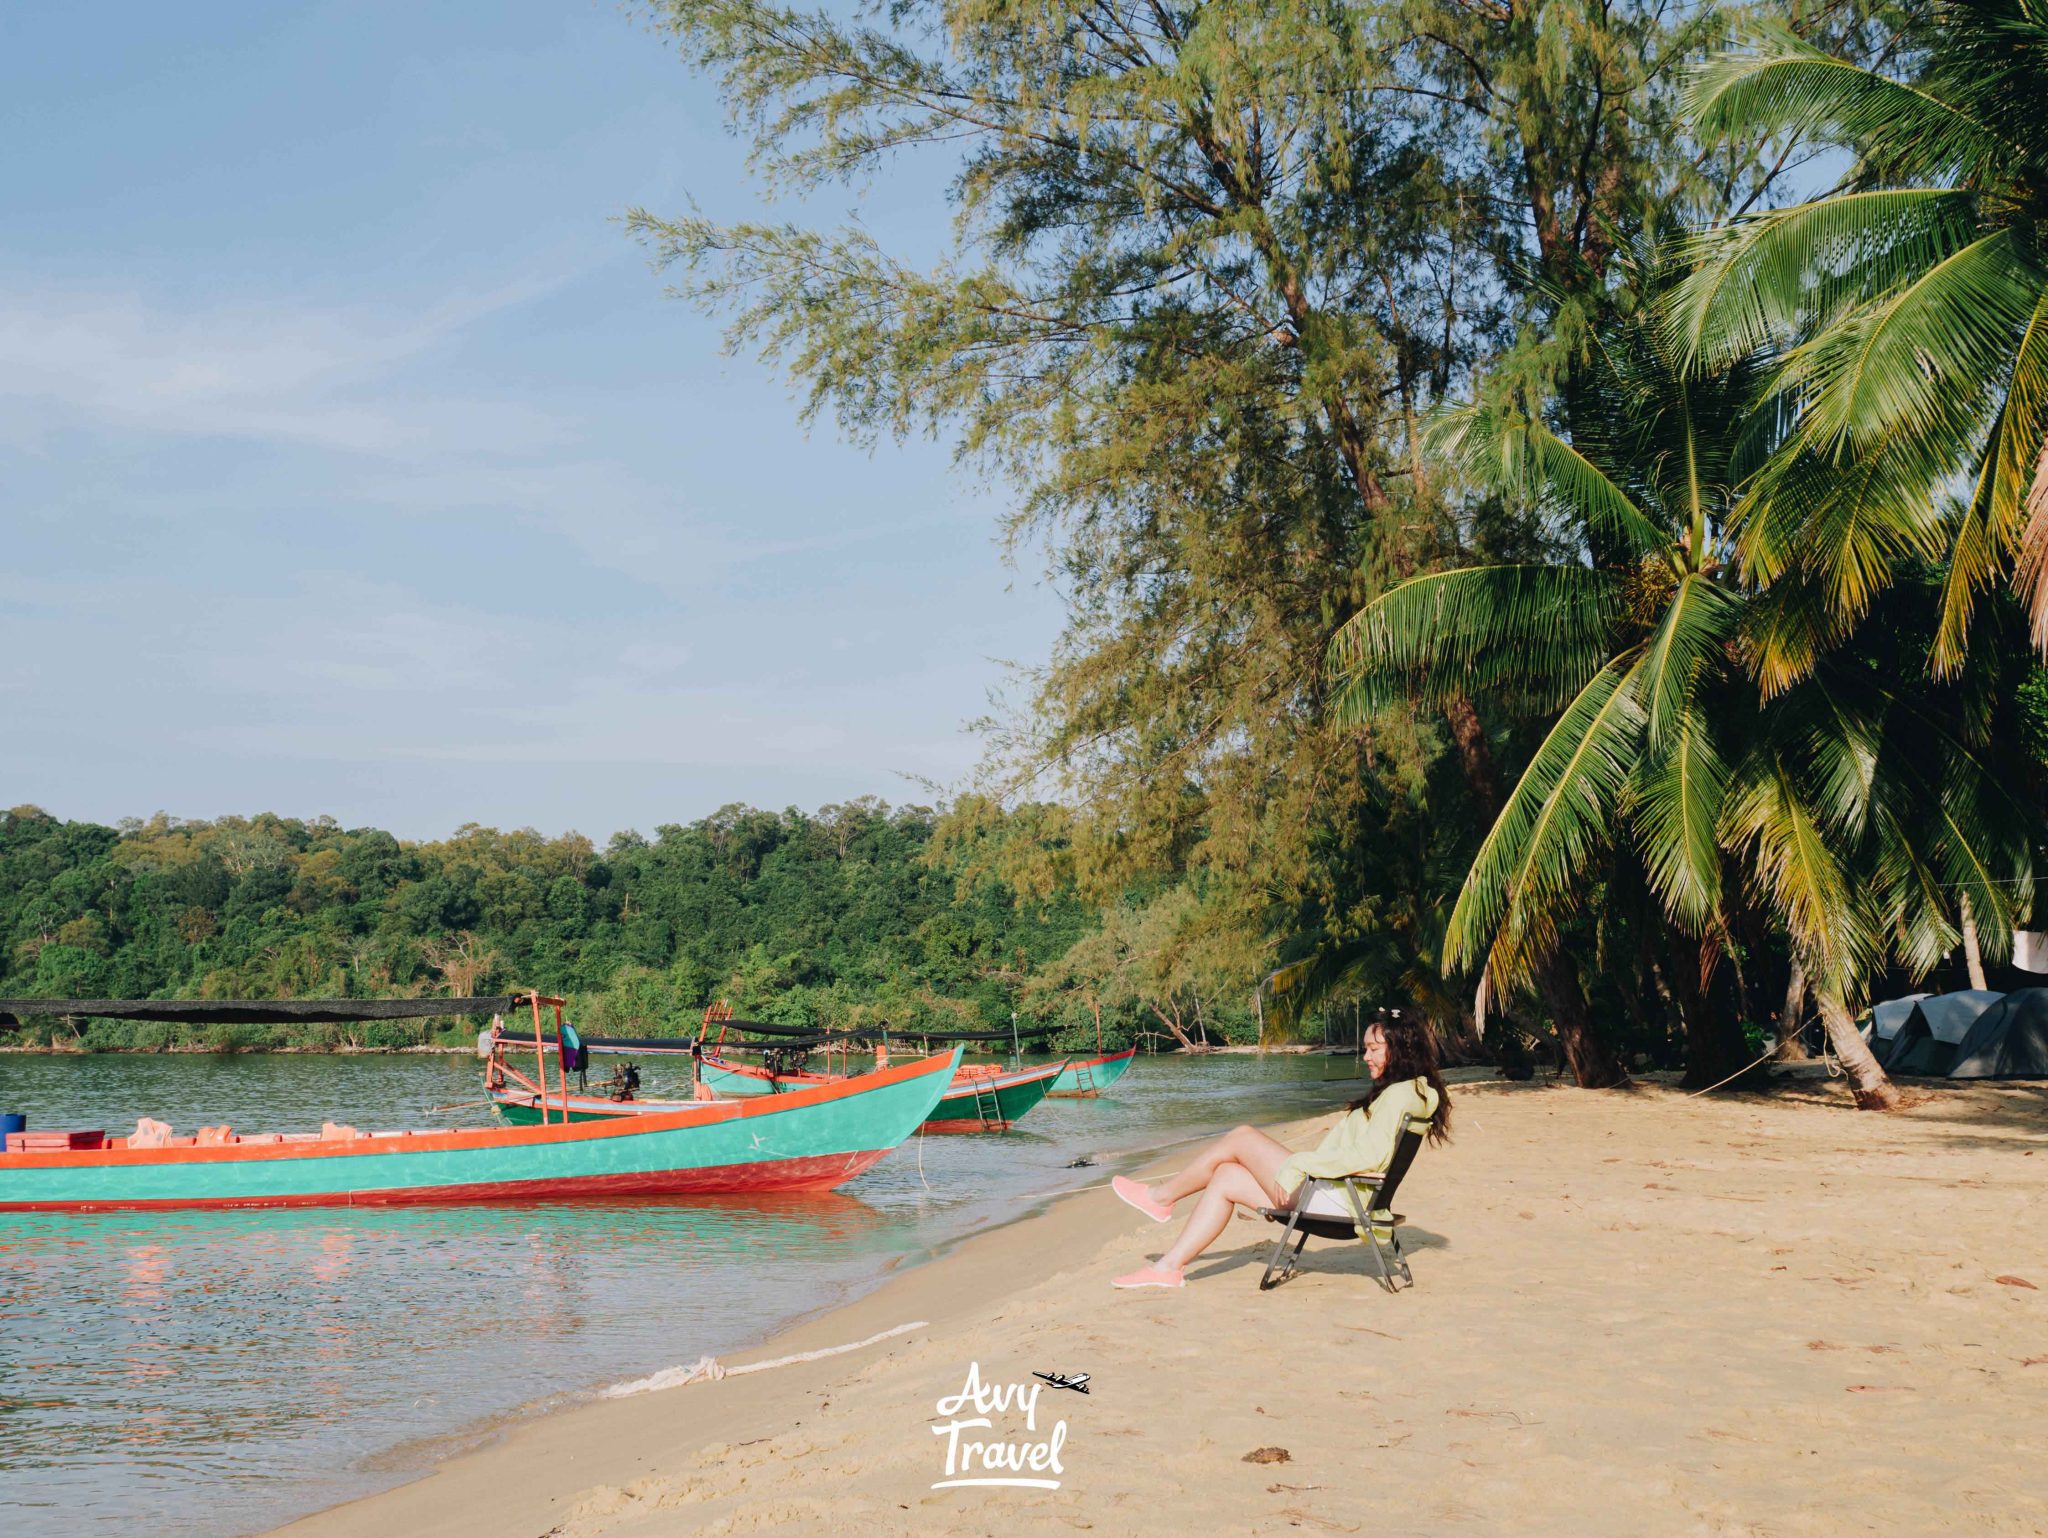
left=0, top=1147, right=891, bottom=1213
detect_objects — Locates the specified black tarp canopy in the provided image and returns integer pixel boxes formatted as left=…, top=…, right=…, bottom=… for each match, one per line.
left=0, top=997, right=518, bottom=1027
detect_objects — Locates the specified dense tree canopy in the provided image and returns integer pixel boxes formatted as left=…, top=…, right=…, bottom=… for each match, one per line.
left=0, top=801, right=1150, bottom=1050
left=623, top=0, right=2046, bottom=1102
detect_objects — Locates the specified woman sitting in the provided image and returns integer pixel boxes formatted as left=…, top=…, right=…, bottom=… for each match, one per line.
left=1109, top=1012, right=1452, bottom=1289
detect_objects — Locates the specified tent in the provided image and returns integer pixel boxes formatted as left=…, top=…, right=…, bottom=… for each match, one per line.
left=1883, top=990, right=2004, bottom=1076
left=1868, top=993, right=1931, bottom=1046
left=1950, top=989, right=2048, bottom=1080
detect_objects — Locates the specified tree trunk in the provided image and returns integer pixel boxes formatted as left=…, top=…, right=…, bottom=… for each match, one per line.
left=1532, top=957, right=1629, bottom=1088
left=1147, top=1002, right=1203, bottom=1054
left=1775, top=956, right=1810, bottom=1062
left=1960, top=895, right=1988, bottom=990
left=1815, top=988, right=1902, bottom=1110
left=1666, top=941, right=1748, bottom=1090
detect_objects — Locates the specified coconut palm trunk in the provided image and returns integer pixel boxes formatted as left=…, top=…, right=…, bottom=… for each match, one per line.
left=1815, top=986, right=1903, bottom=1110
left=1775, top=956, right=1810, bottom=1062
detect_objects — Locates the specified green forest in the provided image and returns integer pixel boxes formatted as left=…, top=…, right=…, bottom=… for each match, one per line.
left=14, top=0, right=2048, bottom=1111
left=0, top=800, right=1203, bottom=1052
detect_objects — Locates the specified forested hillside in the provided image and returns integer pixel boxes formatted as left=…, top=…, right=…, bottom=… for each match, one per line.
left=0, top=800, right=1220, bottom=1051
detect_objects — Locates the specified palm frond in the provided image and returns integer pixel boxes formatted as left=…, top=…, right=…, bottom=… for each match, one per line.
left=1443, top=655, right=1648, bottom=985
left=1733, top=422, right=1953, bottom=627
left=1426, top=402, right=1674, bottom=561
left=1631, top=697, right=1730, bottom=930
left=1637, top=573, right=1739, bottom=744
left=1664, top=189, right=1979, bottom=370
left=1986, top=294, right=2048, bottom=663
left=1782, top=230, right=2041, bottom=454
left=1326, top=564, right=1622, bottom=722
left=1721, top=754, right=1874, bottom=982
left=1685, top=22, right=2017, bottom=179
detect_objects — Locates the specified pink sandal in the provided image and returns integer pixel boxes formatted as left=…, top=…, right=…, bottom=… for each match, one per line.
left=1111, top=1175, right=1172, bottom=1223
left=1112, top=1264, right=1185, bottom=1289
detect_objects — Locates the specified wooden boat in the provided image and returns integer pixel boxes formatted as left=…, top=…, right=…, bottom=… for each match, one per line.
left=919, top=1058, right=1064, bottom=1132
left=698, top=1051, right=840, bottom=1097
left=497, top=1049, right=1065, bottom=1133
left=1045, top=1045, right=1138, bottom=1097
left=0, top=1012, right=963, bottom=1213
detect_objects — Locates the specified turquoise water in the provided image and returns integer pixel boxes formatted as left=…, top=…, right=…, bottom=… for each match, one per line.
left=0, top=1050, right=1365, bottom=1536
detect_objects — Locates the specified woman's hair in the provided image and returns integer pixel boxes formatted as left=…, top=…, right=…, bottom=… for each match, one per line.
left=1350, top=1011, right=1452, bottom=1143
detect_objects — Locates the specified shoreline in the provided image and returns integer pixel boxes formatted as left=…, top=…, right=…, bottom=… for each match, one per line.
left=266, top=1112, right=1271, bottom=1538
left=269, top=1077, right=2048, bottom=1537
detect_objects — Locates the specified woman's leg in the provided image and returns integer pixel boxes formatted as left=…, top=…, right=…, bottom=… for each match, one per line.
left=1158, top=1162, right=1272, bottom=1271
left=1151, top=1124, right=1293, bottom=1207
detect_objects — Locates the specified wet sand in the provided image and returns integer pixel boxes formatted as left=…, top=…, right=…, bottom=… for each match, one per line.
left=271, top=1076, right=2048, bottom=1537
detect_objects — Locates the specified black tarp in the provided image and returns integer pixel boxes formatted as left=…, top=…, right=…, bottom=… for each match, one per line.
left=1950, top=988, right=2048, bottom=1079
left=0, top=997, right=518, bottom=1027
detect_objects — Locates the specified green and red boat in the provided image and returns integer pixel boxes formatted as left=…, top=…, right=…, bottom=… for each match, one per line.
left=0, top=999, right=961, bottom=1212
left=497, top=1054, right=1067, bottom=1133
left=491, top=1016, right=1068, bottom=1133
left=916, top=1058, right=1065, bottom=1131
left=1045, top=1046, right=1138, bottom=1097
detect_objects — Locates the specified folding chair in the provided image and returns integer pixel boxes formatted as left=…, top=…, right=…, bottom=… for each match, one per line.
left=1255, top=1121, right=1425, bottom=1292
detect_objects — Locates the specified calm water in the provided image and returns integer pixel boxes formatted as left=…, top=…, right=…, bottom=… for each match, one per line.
left=0, top=1049, right=1362, bottom=1537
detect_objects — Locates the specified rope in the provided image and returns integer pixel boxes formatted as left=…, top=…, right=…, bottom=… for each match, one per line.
left=600, top=1320, right=929, bottom=1399
left=1685, top=1041, right=1780, bottom=1097
left=1688, top=1009, right=1831, bottom=1096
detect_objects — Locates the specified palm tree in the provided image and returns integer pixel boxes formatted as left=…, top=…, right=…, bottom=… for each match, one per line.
left=1329, top=309, right=1769, bottom=1085
left=1723, top=571, right=2042, bottom=1102
left=1669, top=0, right=2048, bottom=674
left=1330, top=304, right=2043, bottom=1105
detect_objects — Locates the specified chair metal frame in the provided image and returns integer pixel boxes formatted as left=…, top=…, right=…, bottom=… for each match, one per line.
left=1255, top=1122, right=1425, bottom=1292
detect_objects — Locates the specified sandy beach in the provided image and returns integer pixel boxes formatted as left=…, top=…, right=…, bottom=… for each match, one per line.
left=271, top=1076, right=2047, bottom=1538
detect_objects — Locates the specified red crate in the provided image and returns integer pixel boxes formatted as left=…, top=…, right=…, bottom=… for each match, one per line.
left=5, top=1129, right=107, bottom=1153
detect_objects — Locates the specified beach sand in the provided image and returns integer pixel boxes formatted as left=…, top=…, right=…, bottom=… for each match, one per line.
left=272, top=1076, right=2048, bottom=1537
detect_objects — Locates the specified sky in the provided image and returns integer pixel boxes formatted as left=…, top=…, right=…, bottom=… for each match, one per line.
left=0, top=1, right=1065, bottom=843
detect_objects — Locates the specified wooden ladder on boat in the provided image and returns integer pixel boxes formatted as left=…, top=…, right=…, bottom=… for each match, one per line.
left=1069, top=1061, right=1097, bottom=1095
left=970, top=1075, right=1004, bottom=1128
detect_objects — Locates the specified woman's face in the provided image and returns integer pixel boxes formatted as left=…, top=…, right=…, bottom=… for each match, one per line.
left=1363, top=1024, right=1389, bottom=1079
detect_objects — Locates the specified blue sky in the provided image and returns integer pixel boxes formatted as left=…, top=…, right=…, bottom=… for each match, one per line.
left=1, top=2, right=1063, bottom=842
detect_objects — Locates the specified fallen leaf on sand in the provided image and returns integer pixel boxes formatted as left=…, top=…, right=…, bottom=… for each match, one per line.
left=1994, top=1275, right=2038, bottom=1290
left=2019, top=1356, right=2048, bottom=1367
left=1806, top=1341, right=1844, bottom=1351
left=1243, top=1447, right=1291, bottom=1464
left=1846, top=1385, right=1912, bottom=1393
left=1267, top=1483, right=1323, bottom=1493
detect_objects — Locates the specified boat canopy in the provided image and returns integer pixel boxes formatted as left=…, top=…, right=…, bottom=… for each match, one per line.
left=0, top=996, right=524, bottom=1027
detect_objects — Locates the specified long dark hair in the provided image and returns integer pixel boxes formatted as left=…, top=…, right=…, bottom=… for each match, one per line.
left=1350, top=1011, right=1452, bottom=1144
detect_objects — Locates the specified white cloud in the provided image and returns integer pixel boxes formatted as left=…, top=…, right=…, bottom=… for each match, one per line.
left=0, top=277, right=565, bottom=457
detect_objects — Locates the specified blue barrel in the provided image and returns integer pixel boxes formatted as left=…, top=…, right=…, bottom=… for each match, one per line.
left=0, top=1112, right=25, bottom=1147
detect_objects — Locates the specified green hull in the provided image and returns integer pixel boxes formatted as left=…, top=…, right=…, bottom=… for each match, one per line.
left=1047, top=1048, right=1137, bottom=1096
left=922, top=1063, right=1059, bottom=1129
left=2, top=1050, right=962, bottom=1210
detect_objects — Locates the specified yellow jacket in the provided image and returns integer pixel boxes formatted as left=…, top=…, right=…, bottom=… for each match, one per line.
left=1274, top=1076, right=1438, bottom=1197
